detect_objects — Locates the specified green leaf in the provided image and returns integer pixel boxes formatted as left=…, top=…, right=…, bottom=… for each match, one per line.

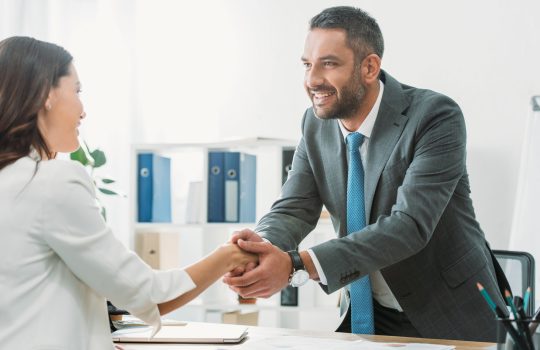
left=98, top=187, right=118, bottom=196
left=70, top=147, right=89, bottom=166
left=82, top=141, right=95, bottom=166
left=91, top=149, right=107, bottom=168
left=100, top=178, right=115, bottom=184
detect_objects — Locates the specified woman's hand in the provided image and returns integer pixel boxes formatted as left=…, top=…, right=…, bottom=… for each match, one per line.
left=219, top=243, right=259, bottom=272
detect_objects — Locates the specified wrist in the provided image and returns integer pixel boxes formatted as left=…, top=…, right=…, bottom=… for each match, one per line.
left=286, top=250, right=309, bottom=287
left=299, top=250, right=318, bottom=280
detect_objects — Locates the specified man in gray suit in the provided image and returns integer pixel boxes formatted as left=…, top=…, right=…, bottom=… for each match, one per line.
left=223, top=6, right=506, bottom=342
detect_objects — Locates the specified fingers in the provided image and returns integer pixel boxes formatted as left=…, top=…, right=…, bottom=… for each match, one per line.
left=227, top=266, right=245, bottom=277
left=223, top=267, right=262, bottom=288
left=230, top=229, right=263, bottom=244
left=237, top=239, right=272, bottom=254
left=245, top=261, right=257, bottom=272
left=231, top=283, right=274, bottom=299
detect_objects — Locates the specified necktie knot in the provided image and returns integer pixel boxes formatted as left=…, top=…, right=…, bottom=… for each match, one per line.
left=346, top=132, right=364, bottom=152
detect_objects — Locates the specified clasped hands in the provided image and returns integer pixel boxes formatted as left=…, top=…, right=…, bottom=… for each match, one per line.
left=222, top=229, right=293, bottom=299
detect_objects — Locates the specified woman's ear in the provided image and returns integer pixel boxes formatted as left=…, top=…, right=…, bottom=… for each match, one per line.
left=361, top=54, right=381, bottom=85
left=43, top=89, right=57, bottom=112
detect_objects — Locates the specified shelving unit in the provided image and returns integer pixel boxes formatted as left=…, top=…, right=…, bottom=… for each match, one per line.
left=129, top=138, right=340, bottom=330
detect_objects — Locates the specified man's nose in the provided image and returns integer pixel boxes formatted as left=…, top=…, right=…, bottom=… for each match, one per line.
left=305, top=66, right=324, bottom=89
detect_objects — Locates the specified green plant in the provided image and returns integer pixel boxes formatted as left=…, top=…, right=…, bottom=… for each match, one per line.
left=70, top=141, right=123, bottom=220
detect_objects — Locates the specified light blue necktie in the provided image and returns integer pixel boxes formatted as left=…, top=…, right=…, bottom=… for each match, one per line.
left=346, top=132, right=374, bottom=334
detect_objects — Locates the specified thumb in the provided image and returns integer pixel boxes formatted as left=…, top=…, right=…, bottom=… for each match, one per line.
left=237, top=239, right=271, bottom=254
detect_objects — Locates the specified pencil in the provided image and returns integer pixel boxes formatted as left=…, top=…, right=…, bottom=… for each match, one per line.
left=506, top=290, right=520, bottom=321
left=523, top=287, right=532, bottom=315
left=477, top=283, right=498, bottom=313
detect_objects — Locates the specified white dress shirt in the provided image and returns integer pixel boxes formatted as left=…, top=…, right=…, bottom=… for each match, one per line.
left=0, top=153, right=195, bottom=349
left=307, top=81, right=404, bottom=311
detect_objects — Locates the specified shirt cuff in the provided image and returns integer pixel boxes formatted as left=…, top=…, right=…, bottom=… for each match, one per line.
left=307, top=249, right=327, bottom=285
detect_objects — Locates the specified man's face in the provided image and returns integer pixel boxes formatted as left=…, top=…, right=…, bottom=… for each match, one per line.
left=302, top=28, right=365, bottom=120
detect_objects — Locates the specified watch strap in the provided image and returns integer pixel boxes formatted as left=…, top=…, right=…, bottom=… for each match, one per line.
left=287, top=250, right=305, bottom=272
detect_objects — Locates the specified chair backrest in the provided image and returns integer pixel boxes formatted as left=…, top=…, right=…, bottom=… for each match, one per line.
left=493, top=250, right=535, bottom=315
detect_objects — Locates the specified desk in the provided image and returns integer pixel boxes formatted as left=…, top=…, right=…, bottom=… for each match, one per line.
left=117, top=323, right=496, bottom=350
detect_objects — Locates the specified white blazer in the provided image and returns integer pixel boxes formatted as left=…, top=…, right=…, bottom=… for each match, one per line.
left=0, top=154, right=195, bottom=350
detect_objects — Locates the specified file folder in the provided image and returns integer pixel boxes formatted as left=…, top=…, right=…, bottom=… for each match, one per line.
left=137, top=153, right=172, bottom=222
left=207, top=151, right=225, bottom=222
left=224, top=152, right=256, bottom=223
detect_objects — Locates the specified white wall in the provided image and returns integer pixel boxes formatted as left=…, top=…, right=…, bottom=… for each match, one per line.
left=2, top=0, right=540, bottom=249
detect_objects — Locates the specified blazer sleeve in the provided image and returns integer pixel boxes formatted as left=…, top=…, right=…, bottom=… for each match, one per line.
left=256, top=111, right=323, bottom=251
left=312, top=94, right=468, bottom=293
left=39, top=161, right=195, bottom=331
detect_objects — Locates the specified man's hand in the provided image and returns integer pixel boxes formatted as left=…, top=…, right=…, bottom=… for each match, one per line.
left=222, top=239, right=292, bottom=298
left=226, top=229, right=262, bottom=277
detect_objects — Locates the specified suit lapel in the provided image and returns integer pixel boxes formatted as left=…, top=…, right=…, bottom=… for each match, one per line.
left=364, top=71, right=409, bottom=222
left=321, top=119, right=348, bottom=236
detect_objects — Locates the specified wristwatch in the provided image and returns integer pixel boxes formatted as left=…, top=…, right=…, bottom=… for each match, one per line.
left=287, top=250, right=310, bottom=287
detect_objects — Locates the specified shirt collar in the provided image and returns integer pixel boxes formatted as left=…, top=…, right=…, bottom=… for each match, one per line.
left=338, top=80, right=384, bottom=141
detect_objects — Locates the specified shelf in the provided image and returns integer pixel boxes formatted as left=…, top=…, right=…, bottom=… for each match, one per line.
left=134, top=222, right=258, bottom=230
left=132, top=137, right=297, bottom=153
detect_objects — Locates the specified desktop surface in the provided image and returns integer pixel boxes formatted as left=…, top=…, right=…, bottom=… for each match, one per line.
left=116, top=322, right=496, bottom=350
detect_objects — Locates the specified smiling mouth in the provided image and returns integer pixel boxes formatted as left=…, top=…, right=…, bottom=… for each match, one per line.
left=311, top=91, right=336, bottom=105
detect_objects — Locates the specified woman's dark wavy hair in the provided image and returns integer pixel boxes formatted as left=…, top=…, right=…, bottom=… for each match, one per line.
left=0, top=36, right=73, bottom=170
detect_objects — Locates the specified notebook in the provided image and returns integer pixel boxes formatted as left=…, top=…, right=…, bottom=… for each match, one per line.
left=112, top=323, right=248, bottom=344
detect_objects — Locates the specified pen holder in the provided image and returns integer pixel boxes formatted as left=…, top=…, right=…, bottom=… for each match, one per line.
left=496, top=317, right=536, bottom=350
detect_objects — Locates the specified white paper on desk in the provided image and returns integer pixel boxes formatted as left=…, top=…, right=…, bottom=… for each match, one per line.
left=239, top=336, right=455, bottom=350
left=349, top=341, right=455, bottom=350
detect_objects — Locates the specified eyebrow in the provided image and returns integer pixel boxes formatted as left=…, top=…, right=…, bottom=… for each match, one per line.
left=301, top=55, right=342, bottom=62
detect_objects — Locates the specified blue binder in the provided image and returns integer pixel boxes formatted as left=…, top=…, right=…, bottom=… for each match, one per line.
left=207, top=152, right=225, bottom=222
left=224, top=152, right=256, bottom=223
left=137, top=153, right=172, bottom=222
left=224, top=152, right=240, bottom=222
left=239, top=153, right=256, bottom=223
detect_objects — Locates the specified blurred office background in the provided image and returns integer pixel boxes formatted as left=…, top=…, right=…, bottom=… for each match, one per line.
left=1, top=0, right=540, bottom=283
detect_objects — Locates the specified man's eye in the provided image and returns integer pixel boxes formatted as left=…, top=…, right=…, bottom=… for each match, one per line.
left=303, top=62, right=311, bottom=69
left=323, top=62, right=336, bottom=67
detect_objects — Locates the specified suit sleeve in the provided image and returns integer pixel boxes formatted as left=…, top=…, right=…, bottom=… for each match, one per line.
left=256, top=110, right=323, bottom=251
left=312, top=94, right=468, bottom=293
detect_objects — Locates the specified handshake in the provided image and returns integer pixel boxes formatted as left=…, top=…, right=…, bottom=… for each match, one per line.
left=221, top=229, right=313, bottom=299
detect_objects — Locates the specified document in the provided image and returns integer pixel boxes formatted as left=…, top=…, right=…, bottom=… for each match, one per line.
left=239, top=336, right=455, bottom=350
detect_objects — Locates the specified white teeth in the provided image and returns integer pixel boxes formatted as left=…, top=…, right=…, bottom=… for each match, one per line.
left=313, top=92, right=334, bottom=98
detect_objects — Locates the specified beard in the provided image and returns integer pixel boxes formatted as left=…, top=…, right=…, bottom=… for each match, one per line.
left=310, top=71, right=365, bottom=120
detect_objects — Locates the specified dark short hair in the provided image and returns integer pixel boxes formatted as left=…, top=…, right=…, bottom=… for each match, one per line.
left=310, top=6, right=384, bottom=62
left=0, top=36, right=73, bottom=170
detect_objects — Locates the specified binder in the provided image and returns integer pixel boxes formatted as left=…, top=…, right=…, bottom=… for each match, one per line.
left=137, top=153, right=172, bottom=222
left=281, top=148, right=295, bottom=185
left=207, top=151, right=225, bottom=222
left=224, top=152, right=240, bottom=222
left=224, top=152, right=256, bottom=223
left=239, top=153, right=256, bottom=223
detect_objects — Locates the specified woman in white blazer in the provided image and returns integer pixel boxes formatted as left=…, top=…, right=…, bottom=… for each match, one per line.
left=0, top=36, right=257, bottom=350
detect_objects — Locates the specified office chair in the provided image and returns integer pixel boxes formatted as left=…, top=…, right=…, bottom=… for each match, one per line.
left=493, top=250, right=535, bottom=315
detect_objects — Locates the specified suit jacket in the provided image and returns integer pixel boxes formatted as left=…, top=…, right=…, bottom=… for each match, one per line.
left=256, top=71, right=506, bottom=342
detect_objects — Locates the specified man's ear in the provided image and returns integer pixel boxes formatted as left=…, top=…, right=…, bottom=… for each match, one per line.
left=361, top=54, right=381, bottom=85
